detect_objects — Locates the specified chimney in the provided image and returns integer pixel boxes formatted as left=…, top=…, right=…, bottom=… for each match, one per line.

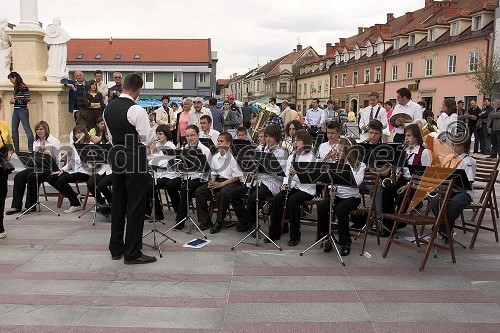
left=387, top=13, right=394, bottom=22
left=109, top=36, right=113, bottom=44
left=442, top=0, right=459, bottom=17
left=326, top=43, right=335, bottom=56
left=293, top=49, right=296, bottom=52
left=358, top=27, right=364, bottom=34
left=339, top=38, right=346, bottom=47
left=334, top=42, right=339, bottom=47
left=425, top=0, right=433, bottom=8
left=405, top=12, right=414, bottom=22
left=297, top=44, right=303, bottom=51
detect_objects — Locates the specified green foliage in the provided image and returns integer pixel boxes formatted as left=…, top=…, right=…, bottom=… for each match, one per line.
left=467, top=51, right=500, bottom=98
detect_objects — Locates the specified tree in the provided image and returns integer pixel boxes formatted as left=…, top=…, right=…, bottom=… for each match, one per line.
left=467, top=50, right=500, bottom=98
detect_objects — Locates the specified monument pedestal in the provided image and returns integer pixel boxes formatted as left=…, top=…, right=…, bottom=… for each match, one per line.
left=6, top=29, right=48, bottom=83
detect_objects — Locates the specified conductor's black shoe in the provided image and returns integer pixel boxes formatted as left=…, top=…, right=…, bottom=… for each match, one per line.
left=111, top=254, right=122, bottom=260
left=287, top=239, right=300, bottom=246
left=324, top=241, right=333, bottom=253
left=124, top=254, right=157, bottom=265
left=340, top=245, right=351, bottom=256
left=210, top=221, right=223, bottom=234
left=199, top=221, right=213, bottom=231
left=173, top=222, right=185, bottom=230
left=5, top=208, right=21, bottom=215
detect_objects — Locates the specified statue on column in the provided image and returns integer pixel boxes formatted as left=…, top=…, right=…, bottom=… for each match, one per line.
left=44, top=18, right=70, bottom=80
left=0, top=17, right=12, bottom=80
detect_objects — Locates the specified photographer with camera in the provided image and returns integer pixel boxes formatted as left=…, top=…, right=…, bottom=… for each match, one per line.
left=0, top=96, right=14, bottom=239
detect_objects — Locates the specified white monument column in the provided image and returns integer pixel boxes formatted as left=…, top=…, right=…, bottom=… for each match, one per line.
left=18, top=0, right=42, bottom=30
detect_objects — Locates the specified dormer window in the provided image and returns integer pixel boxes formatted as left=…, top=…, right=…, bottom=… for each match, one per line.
left=367, top=46, right=373, bottom=57
left=451, top=21, right=460, bottom=36
left=473, top=16, right=482, bottom=31
left=95, top=54, right=102, bottom=59
left=134, top=54, right=141, bottom=59
left=409, top=34, right=416, bottom=46
left=394, top=38, right=400, bottom=50
left=76, top=54, right=83, bottom=59
left=115, top=54, right=122, bottom=59
left=355, top=49, right=361, bottom=59
left=343, top=52, right=349, bottom=62
left=428, top=28, right=436, bottom=42
left=377, top=43, right=384, bottom=54
left=335, top=55, right=340, bottom=64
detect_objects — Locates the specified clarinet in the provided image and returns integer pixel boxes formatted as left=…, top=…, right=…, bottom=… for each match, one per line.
left=283, top=150, right=297, bottom=209
left=246, top=143, right=266, bottom=196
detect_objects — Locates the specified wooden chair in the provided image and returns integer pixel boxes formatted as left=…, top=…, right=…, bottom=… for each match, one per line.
left=382, top=175, right=455, bottom=271
left=40, top=182, right=60, bottom=201
left=473, top=157, right=499, bottom=219
left=56, top=181, right=83, bottom=208
left=455, top=169, right=499, bottom=249
left=349, top=172, right=381, bottom=255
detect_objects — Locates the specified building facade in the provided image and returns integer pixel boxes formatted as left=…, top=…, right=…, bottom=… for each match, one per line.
left=66, top=38, right=217, bottom=99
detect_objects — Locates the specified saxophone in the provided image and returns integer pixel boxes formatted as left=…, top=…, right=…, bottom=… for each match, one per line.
left=382, top=141, right=408, bottom=187
left=283, top=150, right=297, bottom=208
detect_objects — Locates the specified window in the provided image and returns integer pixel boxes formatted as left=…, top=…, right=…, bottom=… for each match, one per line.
left=374, top=67, right=381, bottom=82
left=335, top=55, right=340, bottom=64
left=377, top=43, right=384, bottom=54
left=355, top=49, right=360, bottom=59
left=364, top=69, right=370, bottom=83
left=334, top=75, right=338, bottom=88
left=353, top=71, right=358, bottom=85
left=447, top=55, right=457, bottom=74
left=367, top=46, right=373, bottom=57
left=173, top=72, right=182, bottom=82
left=425, top=58, right=433, bottom=76
left=409, top=34, right=416, bottom=46
left=76, top=54, right=83, bottom=59
left=134, top=54, right=141, bottom=59
left=343, top=52, right=349, bottom=62
left=303, top=83, right=307, bottom=95
left=257, top=81, right=260, bottom=91
left=298, top=84, right=302, bottom=95
left=451, top=22, right=460, bottom=36
left=473, top=16, right=482, bottom=31
left=324, top=80, right=328, bottom=93
left=115, top=54, right=122, bottom=59
left=406, top=62, right=413, bottom=79
left=95, top=54, right=102, bottom=59
left=280, top=83, right=287, bottom=93
left=317, top=81, right=321, bottom=92
left=199, top=73, right=208, bottom=83
left=394, top=38, right=400, bottom=50
left=428, top=28, right=436, bottom=42
left=144, top=72, right=154, bottom=89
left=391, top=65, right=398, bottom=81
left=468, top=50, right=479, bottom=71
left=341, top=73, right=347, bottom=87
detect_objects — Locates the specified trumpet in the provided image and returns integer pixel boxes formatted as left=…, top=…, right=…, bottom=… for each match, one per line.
left=361, top=137, right=371, bottom=144
left=322, top=143, right=338, bottom=162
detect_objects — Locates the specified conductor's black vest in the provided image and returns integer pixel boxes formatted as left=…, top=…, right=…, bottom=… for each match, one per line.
left=105, top=97, right=141, bottom=152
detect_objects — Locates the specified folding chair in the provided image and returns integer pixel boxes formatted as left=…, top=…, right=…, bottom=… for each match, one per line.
left=57, top=181, right=83, bottom=208
left=349, top=172, right=381, bottom=255
left=473, top=156, right=499, bottom=219
left=382, top=175, right=455, bottom=271
left=455, top=169, right=499, bottom=249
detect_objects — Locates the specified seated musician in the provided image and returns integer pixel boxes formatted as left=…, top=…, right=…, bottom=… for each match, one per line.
left=430, top=136, right=476, bottom=243
left=318, top=121, right=342, bottom=162
left=236, top=126, right=249, bottom=141
left=317, top=137, right=366, bottom=256
left=195, top=132, right=244, bottom=233
left=268, top=129, right=317, bottom=246
left=228, top=124, right=288, bottom=232
left=255, top=129, right=265, bottom=151
left=199, top=115, right=219, bottom=145
left=165, top=124, right=211, bottom=230
left=6, top=121, right=61, bottom=215
left=87, top=157, right=113, bottom=209
left=145, top=124, right=176, bottom=221
left=283, top=120, right=303, bottom=154
left=47, top=124, right=92, bottom=213
left=381, top=123, right=432, bottom=234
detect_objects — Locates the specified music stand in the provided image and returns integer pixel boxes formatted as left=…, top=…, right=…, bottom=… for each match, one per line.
left=163, top=148, right=211, bottom=238
left=199, top=138, right=218, bottom=155
left=344, top=122, right=360, bottom=139
left=294, top=161, right=356, bottom=265
left=231, top=139, right=252, bottom=155
left=74, top=144, right=111, bottom=225
left=16, top=151, right=60, bottom=219
left=231, top=150, right=286, bottom=250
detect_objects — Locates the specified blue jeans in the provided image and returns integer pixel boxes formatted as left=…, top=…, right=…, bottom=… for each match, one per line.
left=12, top=107, right=34, bottom=152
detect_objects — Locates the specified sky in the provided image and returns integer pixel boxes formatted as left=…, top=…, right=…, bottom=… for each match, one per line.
left=3, top=0, right=424, bottom=79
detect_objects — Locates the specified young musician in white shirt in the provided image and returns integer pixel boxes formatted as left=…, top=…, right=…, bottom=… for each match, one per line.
left=430, top=136, right=476, bottom=242
left=317, top=137, right=366, bottom=256
left=268, top=129, right=317, bottom=246
left=358, top=91, right=388, bottom=141
left=198, top=115, right=219, bottom=145
left=228, top=124, right=288, bottom=232
left=146, top=124, right=176, bottom=221
left=283, top=120, right=302, bottom=154
left=318, top=121, right=342, bottom=162
left=195, top=132, right=244, bottom=233
left=392, top=87, right=423, bottom=143
left=165, top=124, right=211, bottom=230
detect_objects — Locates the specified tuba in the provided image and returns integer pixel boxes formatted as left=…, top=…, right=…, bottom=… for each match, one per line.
left=421, top=117, right=439, bottom=137
left=251, top=102, right=274, bottom=143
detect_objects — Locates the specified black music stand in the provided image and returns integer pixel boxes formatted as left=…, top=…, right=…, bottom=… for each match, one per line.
left=16, top=151, right=60, bottom=219
left=294, top=161, right=356, bottom=265
left=231, top=150, right=286, bottom=250
left=74, top=144, right=111, bottom=225
left=163, top=148, right=211, bottom=238
left=344, top=122, right=360, bottom=139
left=358, top=143, right=407, bottom=169
left=232, top=139, right=252, bottom=154
left=199, top=138, right=218, bottom=155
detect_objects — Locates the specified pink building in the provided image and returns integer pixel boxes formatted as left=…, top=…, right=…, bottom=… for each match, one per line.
left=384, top=0, right=497, bottom=115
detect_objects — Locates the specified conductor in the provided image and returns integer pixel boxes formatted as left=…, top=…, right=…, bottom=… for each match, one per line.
left=104, top=73, right=157, bottom=265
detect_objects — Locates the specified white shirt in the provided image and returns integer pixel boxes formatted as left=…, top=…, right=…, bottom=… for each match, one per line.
left=305, top=108, right=326, bottom=126
left=318, top=141, right=339, bottom=162
left=258, top=145, right=288, bottom=196
left=199, top=129, right=220, bottom=145
left=33, top=134, right=61, bottom=156
left=104, top=93, right=155, bottom=146
left=211, top=150, right=244, bottom=182
left=442, top=152, right=476, bottom=198
left=358, top=104, right=388, bottom=130
left=336, top=162, right=366, bottom=199
left=182, top=141, right=212, bottom=181
left=400, top=144, right=432, bottom=179
left=392, top=100, right=423, bottom=134
left=283, top=151, right=317, bottom=196
left=61, top=146, right=91, bottom=175
left=148, top=141, right=177, bottom=179
left=188, top=107, right=213, bottom=128
left=437, top=112, right=458, bottom=134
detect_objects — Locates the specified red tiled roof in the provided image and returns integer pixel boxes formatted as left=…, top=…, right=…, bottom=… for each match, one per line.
left=256, top=56, right=286, bottom=75
left=217, top=79, right=229, bottom=86
left=67, top=39, right=211, bottom=63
